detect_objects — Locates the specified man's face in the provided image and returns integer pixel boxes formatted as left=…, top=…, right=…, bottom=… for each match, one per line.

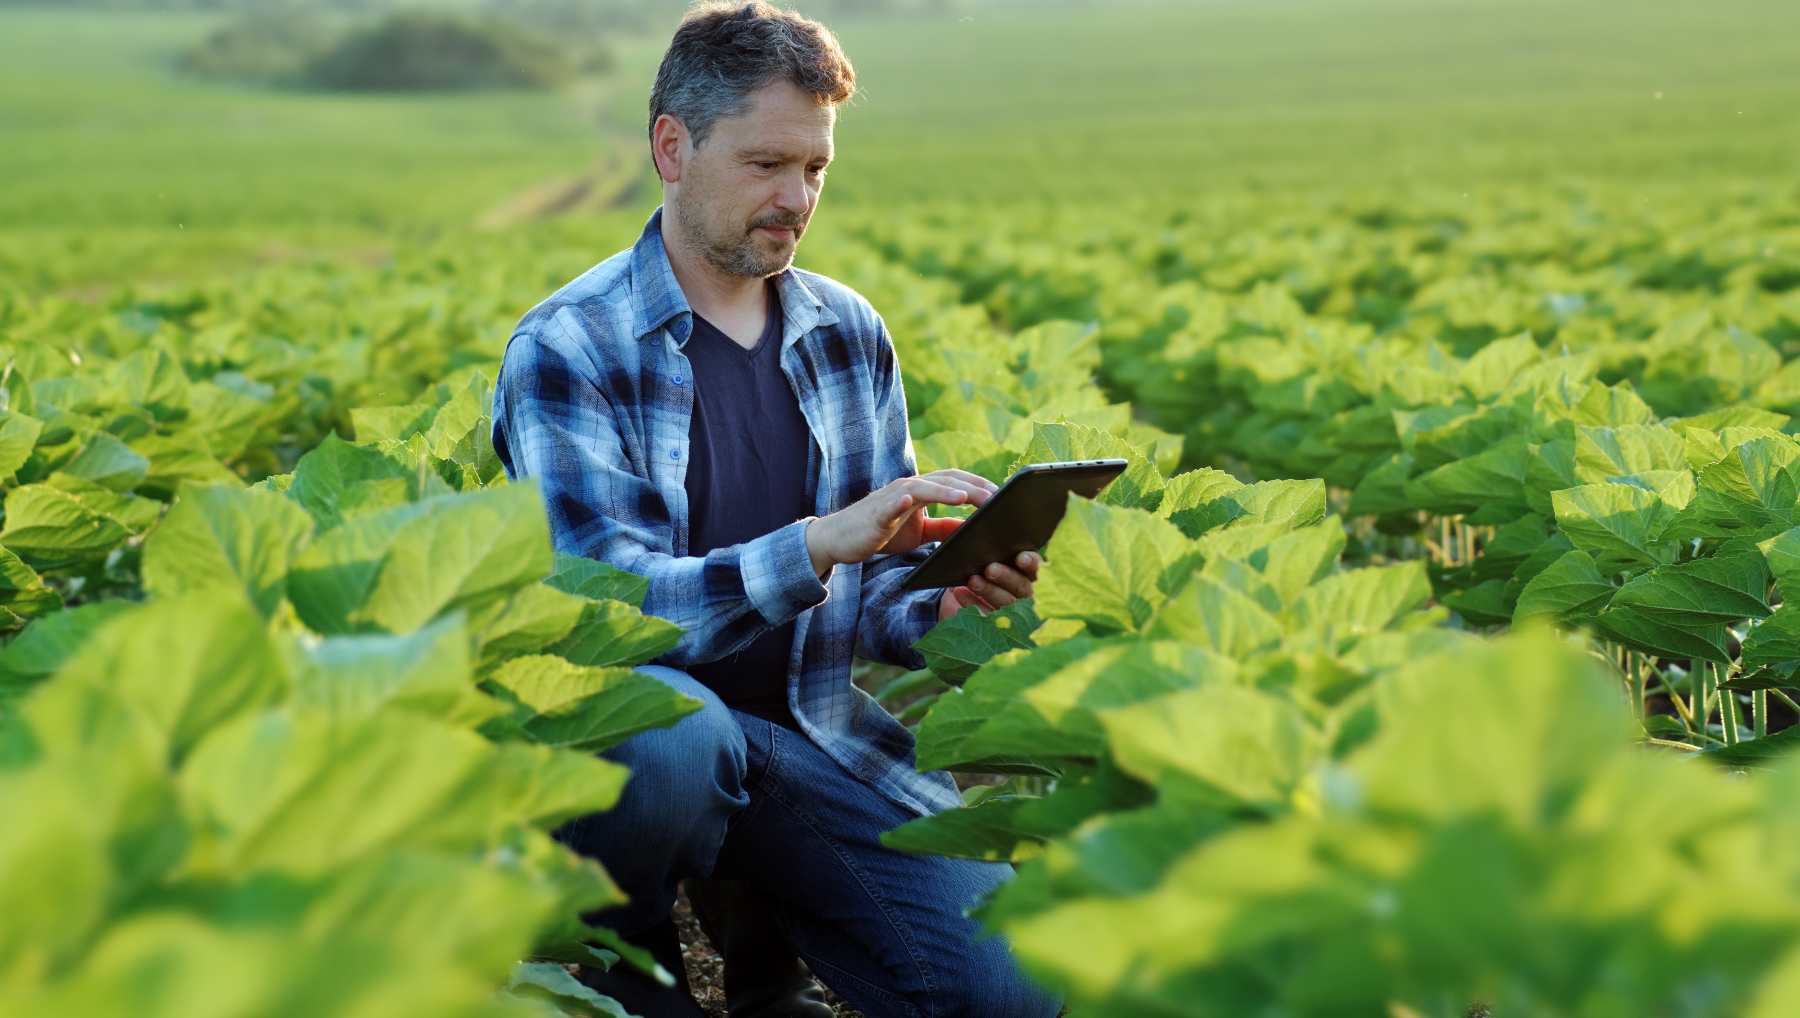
left=667, top=79, right=834, bottom=279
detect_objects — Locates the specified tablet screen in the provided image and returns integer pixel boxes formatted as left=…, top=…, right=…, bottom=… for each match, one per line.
left=898, top=459, right=1127, bottom=592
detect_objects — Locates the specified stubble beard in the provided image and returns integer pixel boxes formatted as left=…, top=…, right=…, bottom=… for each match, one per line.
left=672, top=188, right=799, bottom=280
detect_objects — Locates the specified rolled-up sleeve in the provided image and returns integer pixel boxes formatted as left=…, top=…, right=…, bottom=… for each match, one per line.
left=492, top=314, right=830, bottom=667
left=853, top=312, right=945, bottom=670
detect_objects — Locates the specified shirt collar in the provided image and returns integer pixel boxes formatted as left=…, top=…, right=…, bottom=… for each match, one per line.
left=630, top=204, right=839, bottom=351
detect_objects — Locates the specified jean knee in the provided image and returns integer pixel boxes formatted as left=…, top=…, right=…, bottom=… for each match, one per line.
left=611, top=665, right=749, bottom=823
left=553, top=666, right=749, bottom=888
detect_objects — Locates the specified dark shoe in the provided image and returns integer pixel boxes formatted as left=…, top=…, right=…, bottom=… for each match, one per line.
left=686, top=877, right=834, bottom=1018
left=573, top=917, right=706, bottom=1018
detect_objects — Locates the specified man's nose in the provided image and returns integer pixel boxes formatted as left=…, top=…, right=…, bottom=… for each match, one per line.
left=775, top=168, right=811, bottom=216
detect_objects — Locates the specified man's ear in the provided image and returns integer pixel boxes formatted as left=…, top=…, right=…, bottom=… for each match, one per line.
left=651, top=113, right=686, bottom=184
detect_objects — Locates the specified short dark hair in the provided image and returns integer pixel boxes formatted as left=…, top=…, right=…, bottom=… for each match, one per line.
left=648, top=2, right=856, bottom=151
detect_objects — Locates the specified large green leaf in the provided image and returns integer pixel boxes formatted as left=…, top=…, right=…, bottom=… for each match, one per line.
left=142, top=483, right=316, bottom=617
left=0, top=482, right=133, bottom=568
left=181, top=708, right=626, bottom=875
left=1170, top=478, right=1327, bottom=538
left=1605, top=539, right=1771, bottom=628
left=1513, top=549, right=1615, bottom=625
left=1100, top=686, right=1319, bottom=810
left=915, top=637, right=1229, bottom=772
left=1402, top=436, right=1531, bottom=515
left=288, top=485, right=554, bottom=635
left=1551, top=482, right=1681, bottom=570
left=484, top=655, right=702, bottom=753
left=1743, top=606, right=1800, bottom=672
left=1287, top=561, right=1432, bottom=645
left=1573, top=424, right=1687, bottom=482
left=912, top=597, right=1042, bottom=684
left=1034, top=495, right=1192, bottom=634
left=546, top=553, right=649, bottom=608
left=542, top=597, right=684, bottom=669
left=1144, top=572, right=1284, bottom=657
left=26, top=589, right=289, bottom=764
left=290, top=614, right=495, bottom=724
left=285, top=433, right=428, bottom=530
left=881, top=763, right=1153, bottom=863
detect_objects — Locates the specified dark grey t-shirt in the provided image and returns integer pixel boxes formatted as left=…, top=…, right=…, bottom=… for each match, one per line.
left=682, top=279, right=816, bottom=728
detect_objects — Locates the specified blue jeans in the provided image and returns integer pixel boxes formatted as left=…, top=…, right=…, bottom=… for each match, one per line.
left=551, top=664, right=1061, bottom=1018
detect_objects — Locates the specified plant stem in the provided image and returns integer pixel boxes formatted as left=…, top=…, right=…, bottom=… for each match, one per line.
left=1754, top=688, right=1769, bottom=740
left=1773, top=688, right=1800, bottom=716
left=1719, top=663, right=1740, bottom=746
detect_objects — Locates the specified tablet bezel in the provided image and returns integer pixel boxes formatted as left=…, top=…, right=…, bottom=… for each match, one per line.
left=897, top=458, right=1128, bottom=592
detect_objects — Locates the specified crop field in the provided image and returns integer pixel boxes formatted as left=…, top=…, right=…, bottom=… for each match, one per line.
left=5, top=0, right=1800, bottom=1015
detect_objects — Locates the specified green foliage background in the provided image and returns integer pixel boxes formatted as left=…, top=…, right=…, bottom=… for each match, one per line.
left=5, top=0, right=1800, bottom=1015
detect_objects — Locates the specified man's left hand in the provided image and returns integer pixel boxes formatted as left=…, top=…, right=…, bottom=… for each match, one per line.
left=938, top=551, right=1040, bottom=622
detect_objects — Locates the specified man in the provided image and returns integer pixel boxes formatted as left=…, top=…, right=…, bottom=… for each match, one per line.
left=489, top=4, right=1059, bottom=1017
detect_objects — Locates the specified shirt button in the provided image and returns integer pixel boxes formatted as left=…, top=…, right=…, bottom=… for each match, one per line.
left=672, top=373, right=684, bottom=384
left=669, top=447, right=680, bottom=460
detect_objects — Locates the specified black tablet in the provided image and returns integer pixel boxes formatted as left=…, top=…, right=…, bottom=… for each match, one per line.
left=898, top=459, right=1128, bottom=592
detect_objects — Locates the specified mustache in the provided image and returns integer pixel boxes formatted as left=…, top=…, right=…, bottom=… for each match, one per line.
left=752, top=218, right=805, bottom=231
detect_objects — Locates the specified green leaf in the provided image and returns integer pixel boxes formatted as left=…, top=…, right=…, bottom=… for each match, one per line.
left=1513, top=549, right=1615, bottom=625
left=181, top=708, right=627, bottom=874
left=289, top=484, right=554, bottom=635
left=1287, top=561, right=1432, bottom=645
left=1551, top=482, right=1681, bottom=571
left=142, top=483, right=315, bottom=617
left=1703, top=724, right=1800, bottom=767
left=59, top=433, right=150, bottom=492
left=1100, top=686, right=1319, bottom=809
left=1170, top=478, right=1326, bottom=538
left=915, top=638, right=1230, bottom=772
left=290, top=613, right=490, bottom=723
left=1606, top=539, right=1771, bottom=627
left=1155, top=467, right=1244, bottom=520
left=26, top=589, right=289, bottom=764
left=1743, top=606, right=1800, bottom=671
left=913, top=597, right=1042, bottom=684
left=882, top=763, right=1153, bottom=862
left=0, top=483, right=132, bottom=568
left=1759, top=527, right=1800, bottom=603
left=505, top=961, right=633, bottom=1018
left=484, top=655, right=702, bottom=753
left=1346, top=451, right=1415, bottom=517
left=1143, top=572, right=1284, bottom=657
left=0, top=410, right=44, bottom=480
left=1573, top=424, right=1687, bottom=482
left=465, top=582, right=588, bottom=664
left=1034, top=495, right=1192, bottom=634
left=543, top=597, right=683, bottom=669
left=1249, top=517, right=1347, bottom=607
left=546, top=553, right=650, bottom=608
left=1442, top=579, right=1513, bottom=626
left=0, top=601, right=130, bottom=700
left=0, top=544, right=60, bottom=632
left=1596, top=606, right=1730, bottom=664
left=285, top=433, right=421, bottom=530
left=1402, top=436, right=1530, bottom=515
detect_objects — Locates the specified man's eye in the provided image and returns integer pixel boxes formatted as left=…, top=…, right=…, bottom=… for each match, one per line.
left=808, top=166, right=827, bottom=177
left=755, top=162, right=778, bottom=171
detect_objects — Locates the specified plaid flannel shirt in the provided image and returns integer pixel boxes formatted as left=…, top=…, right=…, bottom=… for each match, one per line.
left=491, top=206, right=962, bottom=817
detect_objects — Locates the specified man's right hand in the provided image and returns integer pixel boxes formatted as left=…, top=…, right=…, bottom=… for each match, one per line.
left=805, top=469, right=998, bottom=576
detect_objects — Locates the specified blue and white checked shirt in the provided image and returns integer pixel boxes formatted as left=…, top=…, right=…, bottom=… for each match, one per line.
left=491, top=206, right=962, bottom=817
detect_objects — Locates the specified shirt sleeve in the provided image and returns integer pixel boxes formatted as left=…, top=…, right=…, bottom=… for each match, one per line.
left=853, top=311, right=948, bottom=671
left=492, top=314, right=831, bottom=668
